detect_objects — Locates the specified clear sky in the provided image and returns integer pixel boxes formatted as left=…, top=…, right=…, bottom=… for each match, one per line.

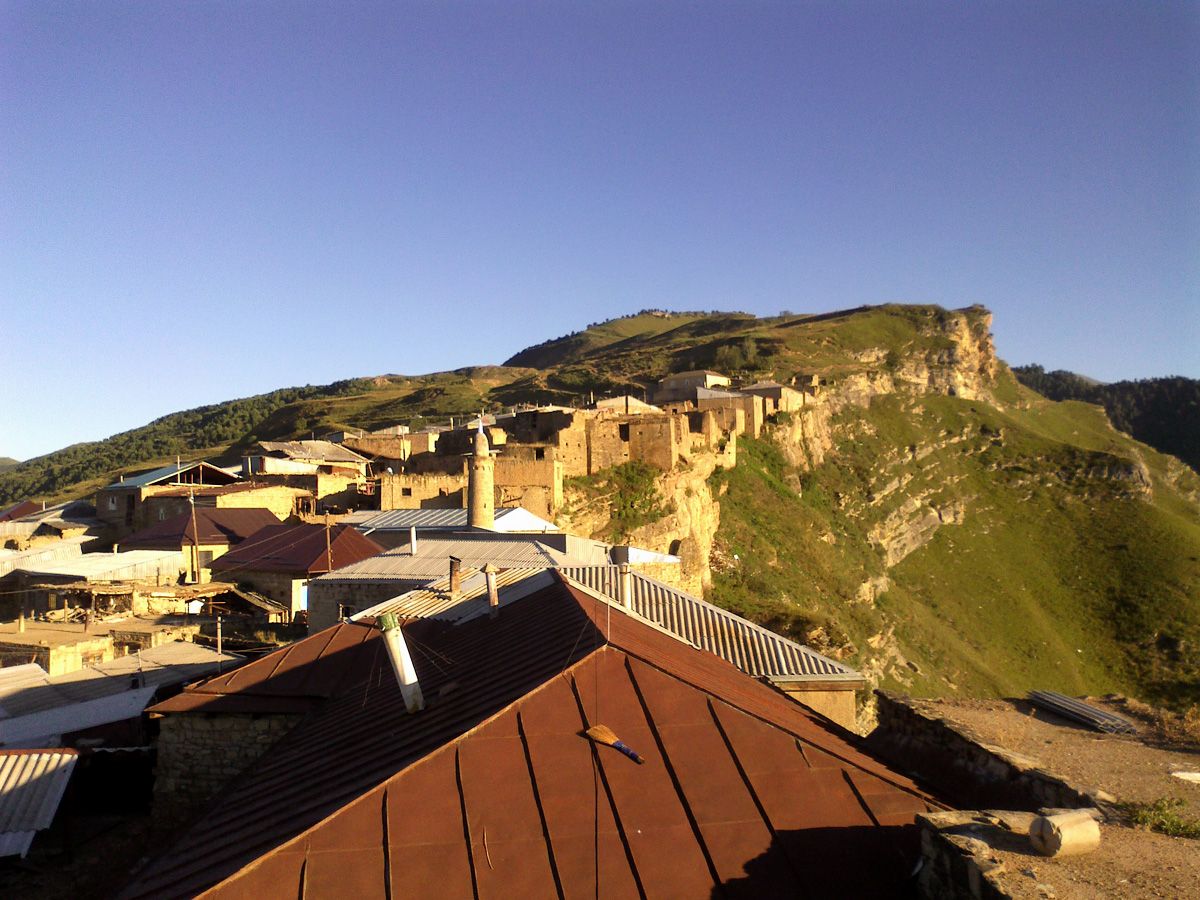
left=2, top=1, right=1197, bottom=461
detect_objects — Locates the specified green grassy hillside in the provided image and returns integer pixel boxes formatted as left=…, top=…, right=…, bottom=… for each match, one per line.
left=709, top=376, right=1200, bottom=709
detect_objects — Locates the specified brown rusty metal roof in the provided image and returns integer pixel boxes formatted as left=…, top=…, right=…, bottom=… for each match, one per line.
left=118, top=508, right=281, bottom=550
left=124, top=577, right=942, bottom=899
left=207, top=524, right=384, bottom=577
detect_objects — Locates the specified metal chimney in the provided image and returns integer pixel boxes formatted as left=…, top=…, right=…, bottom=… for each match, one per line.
left=449, top=556, right=462, bottom=598
left=378, top=612, right=424, bottom=714
left=618, top=563, right=633, bottom=609
left=483, top=563, right=500, bottom=619
left=410, top=525, right=418, bottom=555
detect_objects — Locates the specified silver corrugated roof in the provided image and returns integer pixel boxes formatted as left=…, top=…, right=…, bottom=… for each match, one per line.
left=313, top=537, right=584, bottom=584
left=351, top=507, right=559, bottom=533
left=14, top=549, right=184, bottom=581
left=351, top=568, right=557, bottom=625
left=355, top=564, right=862, bottom=685
left=0, top=750, right=78, bottom=858
left=0, top=644, right=240, bottom=719
left=560, top=566, right=863, bottom=684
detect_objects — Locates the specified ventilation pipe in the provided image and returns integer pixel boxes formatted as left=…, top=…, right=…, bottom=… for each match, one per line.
left=449, top=556, right=462, bottom=598
left=483, top=563, right=500, bottom=618
left=618, top=563, right=632, bottom=609
left=378, top=612, right=424, bottom=713
left=409, top=525, right=418, bottom=555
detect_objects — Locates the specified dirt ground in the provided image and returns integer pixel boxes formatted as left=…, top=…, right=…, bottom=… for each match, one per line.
left=921, top=696, right=1200, bottom=899
left=920, top=695, right=1200, bottom=817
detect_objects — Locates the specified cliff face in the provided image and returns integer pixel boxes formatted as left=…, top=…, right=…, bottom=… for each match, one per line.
left=573, top=304, right=1200, bottom=718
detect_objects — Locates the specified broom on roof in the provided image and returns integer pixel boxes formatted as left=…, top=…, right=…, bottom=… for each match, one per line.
left=585, top=724, right=645, bottom=764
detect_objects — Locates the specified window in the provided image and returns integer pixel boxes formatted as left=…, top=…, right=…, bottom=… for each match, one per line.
left=158, top=508, right=167, bottom=521
left=107, top=496, right=117, bottom=511
left=198, top=550, right=215, bottom=567
left=402, top=487, right=413, bottom=497
left=619, top=424, right=630, bottom=441
left=339, top=603, right=358, bottom=620
left=535, top=448, right=545, bottom=460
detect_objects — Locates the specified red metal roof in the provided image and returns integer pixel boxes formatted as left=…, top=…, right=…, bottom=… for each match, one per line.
left=207, top=524, right=384, bottom=577
left=124, top=577, right=943, bottom=899
left=0, top=500, right=40, bottom=522
left=118, top=508, right=281, bottom=550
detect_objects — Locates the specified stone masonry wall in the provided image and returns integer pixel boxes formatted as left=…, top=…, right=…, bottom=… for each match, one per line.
left=869, top=691, right=1114, bottom=813
left=154, top=712, right=302, bottom=819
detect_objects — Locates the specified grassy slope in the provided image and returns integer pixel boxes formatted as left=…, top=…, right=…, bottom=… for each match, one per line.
left=710, top=371, right=1200, bottom=708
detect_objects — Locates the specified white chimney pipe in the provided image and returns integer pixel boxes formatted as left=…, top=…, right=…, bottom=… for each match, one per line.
left=483, top=563, right=499, bottom=618
left=410, top=525, right=418, bottom=555
left=618, top=563, right=632, bottom=609
left=378, top=613, right=424, bottom=713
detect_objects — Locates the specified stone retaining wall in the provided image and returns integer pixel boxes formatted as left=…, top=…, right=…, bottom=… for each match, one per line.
left=154, top=712, right=301, bottom=819
left=869, top=691, right=1114, bottom=813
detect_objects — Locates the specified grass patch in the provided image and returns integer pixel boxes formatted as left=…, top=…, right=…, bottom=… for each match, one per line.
left=567, top=461, right=668, bottom=542
left=1121, top=798, right=1200, bottom=840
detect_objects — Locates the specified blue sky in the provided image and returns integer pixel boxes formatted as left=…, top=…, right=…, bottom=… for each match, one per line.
left=2, top=1, right=1197, bottom=461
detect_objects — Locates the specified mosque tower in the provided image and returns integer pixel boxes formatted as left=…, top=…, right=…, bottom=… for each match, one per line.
left=467, top=417, right=495, bottom=530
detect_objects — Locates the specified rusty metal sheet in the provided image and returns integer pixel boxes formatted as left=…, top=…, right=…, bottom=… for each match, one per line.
left=516, top=680, right=641, bottom=900
left=570, top=654, right=717, bottom=897
left=458, top=716, right=559, bottom=899
left=303, top=846, right=389, bottom=900
left=384, top=751, right=475, bottom=898
left=627, top=659, right=792, bottom=889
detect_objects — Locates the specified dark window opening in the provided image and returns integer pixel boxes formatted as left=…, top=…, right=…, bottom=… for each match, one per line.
left=619, top=424, right=630, bottom=442
left=401, top=487, right=413, bottom=496
left=535, top=448, right=545, bottom=460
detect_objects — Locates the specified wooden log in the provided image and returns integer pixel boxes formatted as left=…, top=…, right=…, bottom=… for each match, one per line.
left=1029, top=810, right=1101, bottom=857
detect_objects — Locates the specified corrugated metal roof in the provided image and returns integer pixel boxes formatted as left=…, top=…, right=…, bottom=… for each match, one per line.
left=255, top=441, right=367, bottom=464
left=121, top=578, right=940, bottom=899
left=561, top=566, right=864, bottom=684
left=0, top=750, right=78, bottom=858
left=0, top=536, right=90, bottom=579
left=104, top=462, right=237, bottom=491
left=14, top=549, right=184, bottom=581
left=208, top=525, right=383, bottom=576
left=351, top=507, right=559, bottom=533
left=351, top=567, right=557, bottom=624
left=312, top=536, right=582, bottom=584
left=0, top=644, right=240, bottom=720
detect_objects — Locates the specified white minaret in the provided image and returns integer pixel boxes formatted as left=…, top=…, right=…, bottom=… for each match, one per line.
left=467, top=416, right=495, bottom=530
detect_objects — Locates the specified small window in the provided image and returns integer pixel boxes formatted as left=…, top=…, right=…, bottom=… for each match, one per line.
left=338, top=603, right=358, bottom=620
left=402, top=487, right=413, bottom=497
left=534, top=448, right=545, bottom=461
left=619, top=424, right=630, bottom=441
left=107, top=496, right=117, bottom=511
left=158, top=508, right=167, bottom=521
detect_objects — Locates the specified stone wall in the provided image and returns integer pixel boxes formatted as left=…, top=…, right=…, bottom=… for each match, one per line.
left=380, top=472, right=466, bottom=509
left=494, top=458, right=561, bottom=519
left=916, top=810, right=1018, bottom=900
left=308, top=578, right=416, bottom=632
left=869, top=692, right=1114, bottom=812
left=154, top=712, right=302, bottom=819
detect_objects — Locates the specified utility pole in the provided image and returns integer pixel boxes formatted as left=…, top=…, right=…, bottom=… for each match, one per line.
left=188, top=490, right=201, bottom=585
left=325, top=511, right=332, bottom=572
left=216, top=615, right=223, bottom=673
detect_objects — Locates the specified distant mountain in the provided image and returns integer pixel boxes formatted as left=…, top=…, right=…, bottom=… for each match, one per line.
left=0, top=457, right=18, bottom=472
left=1014, top=366, right=1200, bottom=472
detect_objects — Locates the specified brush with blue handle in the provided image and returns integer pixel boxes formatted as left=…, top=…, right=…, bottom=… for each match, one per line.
left=586, top=724, right=645, bottom=764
